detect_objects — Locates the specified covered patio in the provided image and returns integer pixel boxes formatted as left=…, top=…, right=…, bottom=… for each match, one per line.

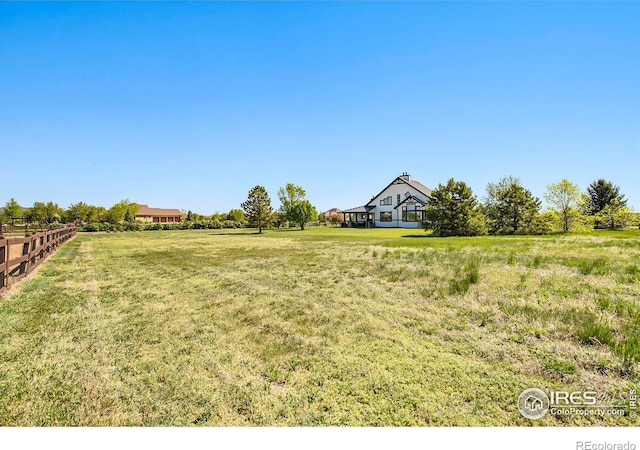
left=341, top=206, right=375, bottom=228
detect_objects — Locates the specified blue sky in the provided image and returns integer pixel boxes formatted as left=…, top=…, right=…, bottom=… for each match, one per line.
left=1, top=2, right=638, bottom=214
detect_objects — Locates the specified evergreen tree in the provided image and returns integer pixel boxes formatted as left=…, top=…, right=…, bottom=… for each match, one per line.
left=586, top=179, right=627, bottom=215
left=586, top=179, right=628, bottom=229
left=423, top=178, right=487, bottom=236
left=484, top=176, right=541, bottom=234
left=124, top=209, right=134, bottom=223
left=241, top=185, right=274, bottom=234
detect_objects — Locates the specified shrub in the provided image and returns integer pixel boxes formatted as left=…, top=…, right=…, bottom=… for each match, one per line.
left=124, top=222, right=142, bottom=232
left=83, top=223, right=100, bottom=232
left=530, top=211, right=557, bottom=234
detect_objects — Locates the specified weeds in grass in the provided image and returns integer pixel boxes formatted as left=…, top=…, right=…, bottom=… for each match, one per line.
left=448, top=257, right=481, bottom=295
left=595, top=296, right=611, bottom=312
left=531, top=255, right=542, bottom=268
left=564, top=257, right=610, bottom=275
left=614, top=335, right=640, bottom=370
left=542, top=357, right=577, bottom=376
left=619, top=264, right=640, bottom=283
left=576, top=317, right=615, bottom=346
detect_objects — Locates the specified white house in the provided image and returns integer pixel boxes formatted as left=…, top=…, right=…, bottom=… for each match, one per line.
left=342, top=173, right=432, bottom=228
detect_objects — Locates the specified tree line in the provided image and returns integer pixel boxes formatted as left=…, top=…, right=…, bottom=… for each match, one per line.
left=422, top=177, right=635, bottom=236
left=3, top=178, right=632, bottom=236
left=0, top=199, right=140, bottom=227
left=1, top=182, right=322, bottom=233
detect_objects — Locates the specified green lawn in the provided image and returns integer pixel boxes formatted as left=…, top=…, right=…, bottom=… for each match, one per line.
left=0, top=227, right=638, bottom=425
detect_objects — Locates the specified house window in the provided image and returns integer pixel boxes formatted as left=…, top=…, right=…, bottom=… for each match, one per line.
left=402, top=204, right=424, bottom=222
left=380, top=212, right=392, bottom=222
left=397, top=194, right=401, bottom=204
left=380, top=196, right=392, bottom=206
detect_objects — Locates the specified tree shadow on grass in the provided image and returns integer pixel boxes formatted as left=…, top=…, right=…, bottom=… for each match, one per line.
left=208, top=231, right=263, bottom=236
left=208, top=229, right=302, bottom=236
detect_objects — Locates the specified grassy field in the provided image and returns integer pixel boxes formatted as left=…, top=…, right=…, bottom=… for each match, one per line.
left=0, top=227, right=638, bottom=426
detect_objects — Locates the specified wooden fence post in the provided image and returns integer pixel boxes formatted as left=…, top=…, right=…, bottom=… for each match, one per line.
left=0, top=240, right=7, bottom=290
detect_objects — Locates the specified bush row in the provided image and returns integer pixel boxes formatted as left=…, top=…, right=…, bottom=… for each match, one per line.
left=82, top=220, right=247, bottom=232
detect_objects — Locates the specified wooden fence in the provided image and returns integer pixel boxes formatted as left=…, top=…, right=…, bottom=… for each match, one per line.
left=0, top=225, right=76, bottom=294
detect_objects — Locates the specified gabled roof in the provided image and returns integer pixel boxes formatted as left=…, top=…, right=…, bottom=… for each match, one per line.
left=393, top=195, right=427, bottom=209
left=406, top=179, right=432, bottom=196
left=365, top=174, right=432, bottom=207
left=136, top=204, right=182, bottom=217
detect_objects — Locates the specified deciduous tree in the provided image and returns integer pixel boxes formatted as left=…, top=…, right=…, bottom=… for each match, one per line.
left=104, top=200, right=139, bottom=224
left=289, top=200, right=317, bottom=231
left=277, top=183, right=317, bottom=230
left=66, top=202, right=93, bottom=223
left=2, top=198, right=22, bottom=222
left=26, top=202, right=48, bottom=224
left=544, top=179, right=583, bottom=232
left=227, top=209, right=245, bottom=222
left=593, top=198, right=633, bottom=230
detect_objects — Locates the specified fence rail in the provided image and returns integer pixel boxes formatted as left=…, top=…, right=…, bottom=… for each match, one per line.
left=0, top=225, right=76, bottom=294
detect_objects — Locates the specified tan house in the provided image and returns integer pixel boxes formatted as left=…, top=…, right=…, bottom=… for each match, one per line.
left=135, top=205, right=182, bottom=223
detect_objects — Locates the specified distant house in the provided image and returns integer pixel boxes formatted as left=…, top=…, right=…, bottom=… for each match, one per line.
left=135, top=205, right=182, bottom=223
left=321, top=208, right=342, bottom=221
left=342, top=173, right=432, bottom=228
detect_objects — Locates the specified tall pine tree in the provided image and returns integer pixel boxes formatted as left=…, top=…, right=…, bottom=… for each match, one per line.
left=484, top=176, right=541, bottom=234
left=423, top=178, right=487, bottom=236
left=241, top=185, right=274, bottom=234
left=586, top=179, right=626, bottom=214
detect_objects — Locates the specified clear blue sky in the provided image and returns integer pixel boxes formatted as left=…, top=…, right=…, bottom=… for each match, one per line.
left=1, top=2, right=638, bottom=214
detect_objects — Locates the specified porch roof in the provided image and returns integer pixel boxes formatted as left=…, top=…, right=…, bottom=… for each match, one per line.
left=342, top=205, right=376, bottom=214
